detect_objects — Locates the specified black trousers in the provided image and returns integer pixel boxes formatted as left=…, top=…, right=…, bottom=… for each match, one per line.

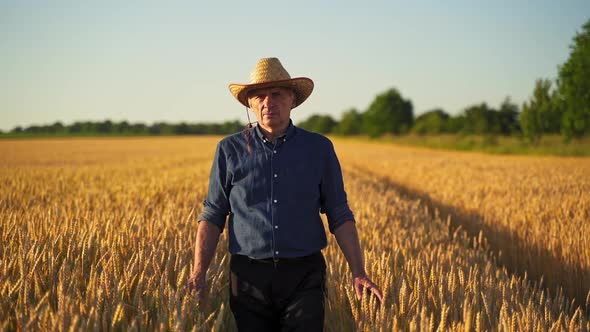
left=229, top=252, right=326, bottom=332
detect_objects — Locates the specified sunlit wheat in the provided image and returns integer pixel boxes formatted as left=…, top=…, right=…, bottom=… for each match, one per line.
left=1, top=137, right=589, bottom=331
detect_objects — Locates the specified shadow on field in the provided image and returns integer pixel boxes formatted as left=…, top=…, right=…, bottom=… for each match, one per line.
left=352, top=165, right=590, bottom=312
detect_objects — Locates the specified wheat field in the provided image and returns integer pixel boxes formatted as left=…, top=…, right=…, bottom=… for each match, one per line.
left=1, top=137, right=589, bottom=331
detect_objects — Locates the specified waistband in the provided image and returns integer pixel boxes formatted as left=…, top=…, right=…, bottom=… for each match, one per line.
left=233, top=252, right=323, bottom=265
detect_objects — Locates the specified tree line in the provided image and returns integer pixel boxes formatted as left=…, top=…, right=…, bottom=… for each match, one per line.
left=300, top=18, right=590, bottom=143
left=299, top=92, right=521, bottom=138
left=3, top=120, right=245, bottom=137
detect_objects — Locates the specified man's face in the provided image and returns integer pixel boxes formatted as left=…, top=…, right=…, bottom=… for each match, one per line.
left=247, top=87, right=295, bottom=132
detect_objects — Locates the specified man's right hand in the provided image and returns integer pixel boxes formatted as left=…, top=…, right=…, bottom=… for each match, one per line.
left=189, top=220, right=222, bottom=306
left=187, top=274, right=207, bottom=303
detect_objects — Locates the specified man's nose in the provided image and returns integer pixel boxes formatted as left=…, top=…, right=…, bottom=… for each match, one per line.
left=261, top=95, right=275, bottom=107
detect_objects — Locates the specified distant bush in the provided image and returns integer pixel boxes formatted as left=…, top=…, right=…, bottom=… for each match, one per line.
left=411, top=109, right=450, bottom=135
left=298, top=114, right=338, bottom=134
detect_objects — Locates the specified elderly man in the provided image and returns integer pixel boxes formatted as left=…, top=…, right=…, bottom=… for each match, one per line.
left=188, top=58, right=382, bottom=331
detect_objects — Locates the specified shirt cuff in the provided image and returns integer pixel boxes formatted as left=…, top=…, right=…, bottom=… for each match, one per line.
left=326, top=203, right=355, bottom=233
left=198, top=206, right=227, bottom=232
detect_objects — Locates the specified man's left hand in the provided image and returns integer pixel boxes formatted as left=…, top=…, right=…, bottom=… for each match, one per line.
left=353, top=275, right=383, bottom=303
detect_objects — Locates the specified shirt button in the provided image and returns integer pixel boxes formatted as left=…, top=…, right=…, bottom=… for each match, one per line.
left=275, top=251, right=279, bottom=255
left=274, top=173, right=278, bottom=178
left=274, top=225, right=279, bottom=229
left=273, top=199, right=277, bottom=203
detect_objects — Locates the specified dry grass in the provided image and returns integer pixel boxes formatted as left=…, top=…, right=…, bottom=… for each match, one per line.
left=1, top=137, right=589, bottom=331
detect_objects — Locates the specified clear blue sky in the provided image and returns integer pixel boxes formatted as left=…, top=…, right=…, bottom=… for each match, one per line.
left=1, top=1, right=589, bottom=131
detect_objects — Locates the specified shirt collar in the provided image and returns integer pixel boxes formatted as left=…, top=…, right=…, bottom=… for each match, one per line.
left=254, top=119, right=296, bottom=143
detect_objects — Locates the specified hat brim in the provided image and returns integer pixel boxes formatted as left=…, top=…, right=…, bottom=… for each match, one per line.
left=229, top=77, right=314, bottom=108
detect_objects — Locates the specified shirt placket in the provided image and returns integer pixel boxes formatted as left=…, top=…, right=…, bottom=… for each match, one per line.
left=263, top=136, right=286, bottom=261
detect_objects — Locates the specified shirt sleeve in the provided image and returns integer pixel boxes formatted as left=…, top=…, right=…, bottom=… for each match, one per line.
left=198, top=142, right=231, bottom=231
left=319, top=139, right=354, bottom=233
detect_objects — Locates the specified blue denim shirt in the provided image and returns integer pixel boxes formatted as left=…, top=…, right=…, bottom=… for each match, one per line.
left=199, top=121, right=354, bottom=259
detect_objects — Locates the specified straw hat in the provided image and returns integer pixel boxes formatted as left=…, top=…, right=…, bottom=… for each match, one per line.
left=229, top=58, right=314, bottom=108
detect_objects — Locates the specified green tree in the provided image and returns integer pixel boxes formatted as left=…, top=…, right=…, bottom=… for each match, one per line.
left=149, top=122, right=174, bottom=135
left=497, top=97, right=520, bottom=135
left=298, top=114, right=338, bottom=134
left=11, top=126, right=23, bottom=134
left=221, top=120, right=243, bottom=134
left=97, top=120, right=113, bottom=134
left=362, top=88, right=413, bottom=137
left=69, top=122, right=83, bottom=133
left=411, top=109, right=449, bottom=135
left=175, top=122, right=191, bottom=135
left=521, top=79, right=561, bottom=144
left=462, top=103, right=500, bottom=135
left=557, top=18, right=590, bottom=140
left=334, top=108, right=362, bottom=135
left=130, top=123, right=148, bottom=134
left=47, top=121, right=66, bottom=134
left=446, top=115, right=466, bottom=133
left=115, top=121, right=131, bottom=134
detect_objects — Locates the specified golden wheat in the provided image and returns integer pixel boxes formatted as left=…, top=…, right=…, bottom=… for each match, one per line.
left=1, top=137, right=589, bottom=331
left=335, top=139, right=590, bottom=304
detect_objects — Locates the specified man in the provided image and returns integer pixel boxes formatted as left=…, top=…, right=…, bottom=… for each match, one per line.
left=188, top=58, right=382, bottom=331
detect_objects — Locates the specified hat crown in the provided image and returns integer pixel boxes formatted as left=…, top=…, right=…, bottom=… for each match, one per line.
left=249, top=58, right=292, bottom=84
left=229, top=57, right=313, bottom=108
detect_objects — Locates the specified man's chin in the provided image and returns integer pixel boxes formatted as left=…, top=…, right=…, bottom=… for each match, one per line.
left=262, top=119, right=279, bottom=126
